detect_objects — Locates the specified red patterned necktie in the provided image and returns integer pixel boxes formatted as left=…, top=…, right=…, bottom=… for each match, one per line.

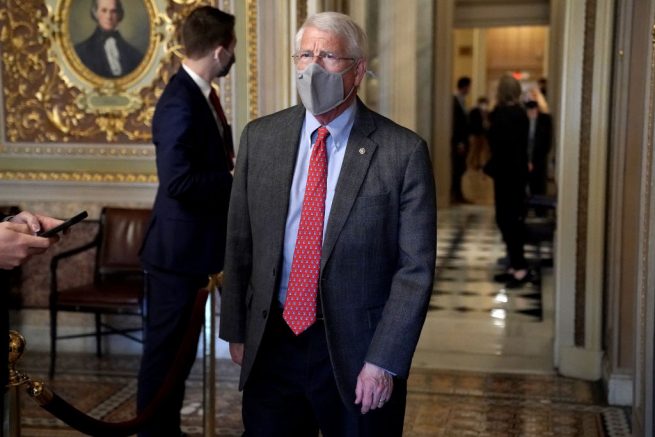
left=209, top=88, right=235, bottom=171
left=283, top=126, right=330, bottom=335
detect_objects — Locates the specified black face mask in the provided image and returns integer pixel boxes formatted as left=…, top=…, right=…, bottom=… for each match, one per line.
left=217, top=53, right=235, bottom=78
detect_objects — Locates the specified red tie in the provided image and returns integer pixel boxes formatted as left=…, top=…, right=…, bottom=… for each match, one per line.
left=283, top=126, right=330, bottom=335
left=209, top=88, right=235, bottom=171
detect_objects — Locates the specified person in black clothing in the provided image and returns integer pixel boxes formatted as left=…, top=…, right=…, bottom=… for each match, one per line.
left=486, top=75, right=532, bottom=288
left=469, top=96, right=490, bottom=138
left=451, top=76, right=471, bottom=203
left=461, top=96, right=494, bottom=204
left=526, top=99, right=553, bottom=198
left=538, top=77, right=548, bottom=100
left=1, top=211, right=62, bottom=436
left=74, top=0, right=143, bottom=78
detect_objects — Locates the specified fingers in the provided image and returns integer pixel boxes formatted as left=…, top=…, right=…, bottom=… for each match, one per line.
left=3, top=223, right=51, bottom=248
left=354, top=362, right=394, bottom=414
left=13, top=211, right=42, bottom=234
left=229, top=342, right=244, bottom=366
left=0, top=223, right=52, bottom=269
left=12, top=212, right=66, bottom=236
left=354, top=376, right=363, bottom=405
left=36, top=214, right=65, bottom=235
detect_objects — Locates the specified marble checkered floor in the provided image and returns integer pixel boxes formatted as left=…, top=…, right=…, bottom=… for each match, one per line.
left=432, top=205, right=549, bottom=321
left=414, top=205, right=556, bottom=374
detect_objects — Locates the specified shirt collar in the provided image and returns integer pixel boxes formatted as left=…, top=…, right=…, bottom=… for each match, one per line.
left=304, top=100, right=357, bottom=150
left=182, top=63, right=212, bottom=100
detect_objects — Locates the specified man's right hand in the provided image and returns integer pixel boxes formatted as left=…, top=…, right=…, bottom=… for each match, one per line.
left=229, top=342, right=244, bottom=366
left=0, top=222, right=52, bottom=269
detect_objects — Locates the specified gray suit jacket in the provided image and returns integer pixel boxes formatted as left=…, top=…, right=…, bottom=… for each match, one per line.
left=219, top=99, right=436, bottom=411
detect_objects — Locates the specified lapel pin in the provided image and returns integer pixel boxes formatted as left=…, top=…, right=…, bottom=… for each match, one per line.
left=359, top=147, right=366, bottom=155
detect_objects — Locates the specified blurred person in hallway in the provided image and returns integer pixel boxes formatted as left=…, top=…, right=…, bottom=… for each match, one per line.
left=537, top=77, right=548, bottom=101
left=525, top=94, right=553, bottom=208
left=462, top=96, right=493, bottom=204
left=220, top=11, right=436, bottom=436
left=451, top=76, right=471, bottom=204
left=137, top=6, right=236, bottom=436
left=485, top=74, right=532, bottom=289
left=527, top=85, right=549, bottom=114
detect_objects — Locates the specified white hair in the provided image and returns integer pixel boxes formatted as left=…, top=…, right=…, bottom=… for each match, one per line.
left=295, top=12, right=368, bottom=60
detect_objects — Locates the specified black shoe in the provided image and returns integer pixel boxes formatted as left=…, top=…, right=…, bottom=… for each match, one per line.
left=505, top=270, right=537, bottom=289
left=493, top=272, right=514, bottom=283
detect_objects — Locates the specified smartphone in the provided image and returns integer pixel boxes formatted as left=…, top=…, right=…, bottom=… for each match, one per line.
left=37, top=211, right=88, bottom=238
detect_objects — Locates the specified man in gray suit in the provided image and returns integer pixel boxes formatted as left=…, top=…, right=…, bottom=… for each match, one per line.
left=219, top=11, right=436, bottom=436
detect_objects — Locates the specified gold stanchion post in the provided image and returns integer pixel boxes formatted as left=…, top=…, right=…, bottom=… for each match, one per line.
left=203, top=274, right=221, bottom=437
left=6, top=330, right=30, bottom=437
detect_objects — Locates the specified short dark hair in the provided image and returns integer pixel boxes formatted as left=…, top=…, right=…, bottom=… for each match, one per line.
left=91, top=0, right=124, bottom=23
left=182, top=6, right=235, bottom=59
left=457, top=76, right=471, bottom=90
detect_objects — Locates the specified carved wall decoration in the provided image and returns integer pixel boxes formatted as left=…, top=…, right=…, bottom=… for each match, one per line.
left=246, top=0, right=258, bottom=120
left=0, top=170, right=157, bottom=183
left=0, top=0, right=211, bottom=144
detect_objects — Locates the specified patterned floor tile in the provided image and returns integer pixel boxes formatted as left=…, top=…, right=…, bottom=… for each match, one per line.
left=12, top=353, right=629, bottom=437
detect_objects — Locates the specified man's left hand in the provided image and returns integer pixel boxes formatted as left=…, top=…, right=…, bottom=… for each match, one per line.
left=354, top=362, right=393, bottom=414
left=11, top=211, right=64, bottom=236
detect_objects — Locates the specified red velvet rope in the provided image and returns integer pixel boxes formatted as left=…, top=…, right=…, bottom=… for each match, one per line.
left=29, top=287, right=211, bottom=437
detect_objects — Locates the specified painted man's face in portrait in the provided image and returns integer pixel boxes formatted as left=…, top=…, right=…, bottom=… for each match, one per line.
left=96, top=0, right=120, bottom=31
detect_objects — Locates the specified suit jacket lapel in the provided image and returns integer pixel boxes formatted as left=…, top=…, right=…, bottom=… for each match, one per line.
left=322, top=101, right=377, bottom=269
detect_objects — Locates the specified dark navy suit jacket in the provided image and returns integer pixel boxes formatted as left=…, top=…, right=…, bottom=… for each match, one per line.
left=140, top=67, right=232, bottom=276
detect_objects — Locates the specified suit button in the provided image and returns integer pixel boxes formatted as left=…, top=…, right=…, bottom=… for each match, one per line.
left=262, top=310, right=268, bottom=318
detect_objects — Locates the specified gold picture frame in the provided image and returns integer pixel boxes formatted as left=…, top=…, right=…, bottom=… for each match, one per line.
left=42, top=0, right=172, bottom=116
left=0, top=0, right=210, bottom=143
left=62, top=0, right=156, bottom=87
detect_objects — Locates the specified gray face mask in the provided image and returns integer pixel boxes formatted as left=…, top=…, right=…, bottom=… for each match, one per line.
left=296, top=62, right=357, bottom=115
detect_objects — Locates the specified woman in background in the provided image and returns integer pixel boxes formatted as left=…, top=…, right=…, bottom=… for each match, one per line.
left=485, top=75, right=532, bottom=288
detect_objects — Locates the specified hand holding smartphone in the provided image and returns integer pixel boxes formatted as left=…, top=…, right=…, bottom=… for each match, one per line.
left=37, top=211, right=88, bottom=237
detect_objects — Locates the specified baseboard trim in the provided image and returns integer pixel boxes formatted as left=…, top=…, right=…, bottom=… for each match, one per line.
left=606, top=372, right=634, bottom=406
left=558, top=345, right=603, bottom=380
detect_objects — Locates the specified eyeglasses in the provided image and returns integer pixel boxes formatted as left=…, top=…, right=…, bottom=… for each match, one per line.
left=292, top=50, right=356, bottom=68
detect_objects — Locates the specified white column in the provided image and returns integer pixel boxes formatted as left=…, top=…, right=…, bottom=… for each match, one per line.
left=433, top=0, right=455, bottom=207
left=555, top=0, right=614, bottom=381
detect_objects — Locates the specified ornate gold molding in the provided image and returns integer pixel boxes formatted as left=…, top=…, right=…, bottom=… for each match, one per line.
left=574, top=0, right=596, bottom=347
left=0, top=143, right=154, bottom=157
left=636, top=20, right=655, bottom=413
left=297, top=0, right=307, bottom=29
left=0, top=0, right=208, bottom=144
left=0, top=170, right=157, bottom=183
left=246, top=0, right=258, bottom=120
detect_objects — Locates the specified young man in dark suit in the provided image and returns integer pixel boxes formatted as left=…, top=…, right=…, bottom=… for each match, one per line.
left=137, top=6, right=235, bottom=437
left=220, top=12, right=436, bottom=436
